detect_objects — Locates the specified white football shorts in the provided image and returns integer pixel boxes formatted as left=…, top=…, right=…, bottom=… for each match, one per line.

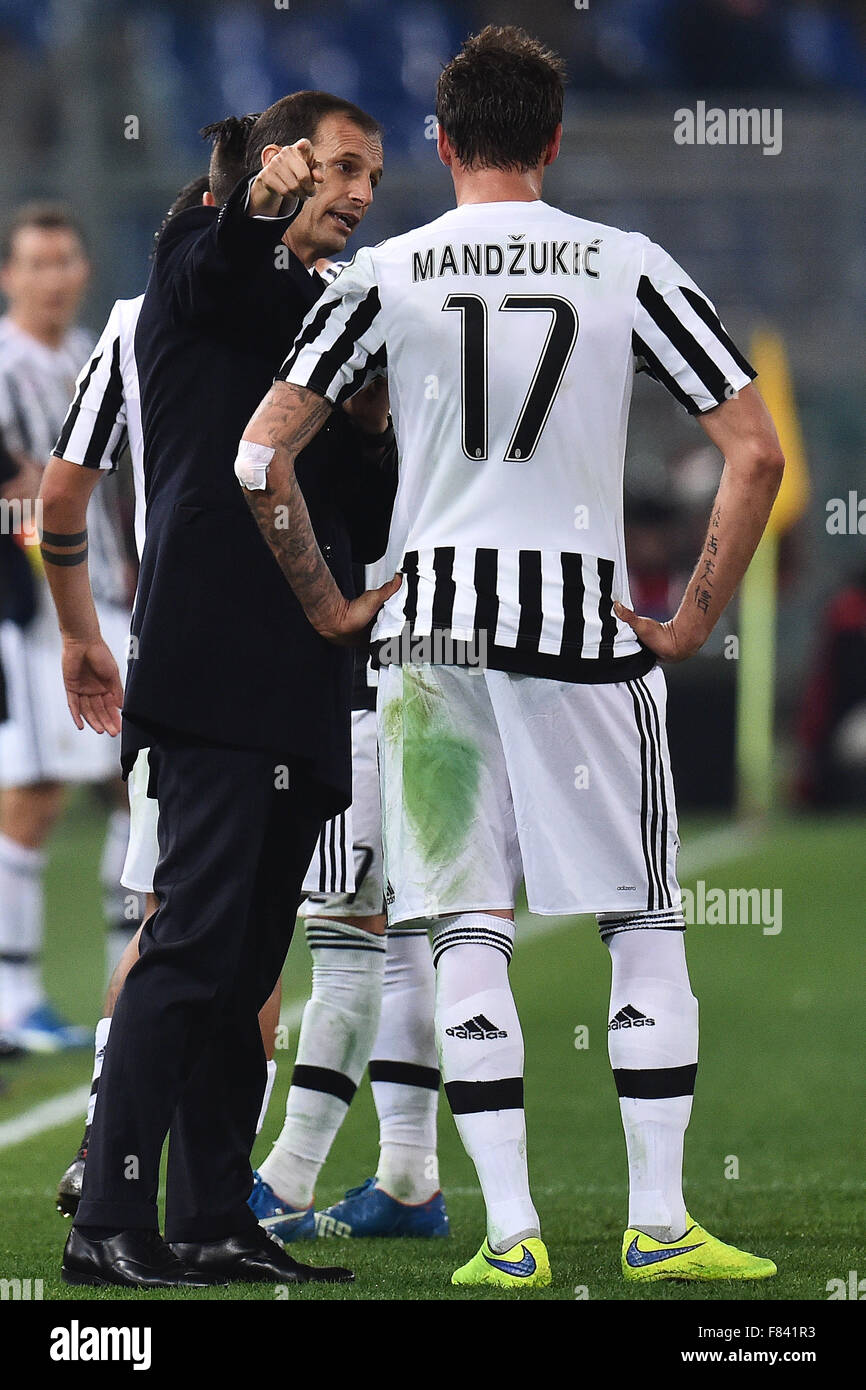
left=0, top=594, right=131, bottom=788
left=121, top=748, right=159, bottom=894
left=377, top=663, right=681, bottom=924
left=299, top=708, right=383, bottom=917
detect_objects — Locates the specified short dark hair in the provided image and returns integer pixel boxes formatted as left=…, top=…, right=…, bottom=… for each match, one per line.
left=436, top=26, right=565, bottom=173
left=200, top=114, right=260, bottom=203
left=0, top=202, right=88, bottom=265
left=244, top=91, right=382, bottom=175
left=166, top=174, right=211, bottom=221
left=151, top=174, right=211, bottom=257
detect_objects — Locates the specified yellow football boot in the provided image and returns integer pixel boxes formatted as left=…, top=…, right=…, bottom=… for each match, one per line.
left=622, top=1213, right=777, bottom=1282
left=452, top=1236, right=551, bottom=1289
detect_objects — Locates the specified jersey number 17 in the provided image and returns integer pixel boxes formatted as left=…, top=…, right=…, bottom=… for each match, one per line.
left=443, top=293, right=578, bottom=462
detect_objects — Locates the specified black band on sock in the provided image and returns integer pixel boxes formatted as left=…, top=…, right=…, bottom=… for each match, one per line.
left=369, top=1059, right=440, bottom=1091
left=291, top=1064, right=356, bottom=1106
left=445, top=1077, right=524, bottom=1114
left=0, top=950, right=39, bottom=965
left=612, top=1063, right=697, bottom=1099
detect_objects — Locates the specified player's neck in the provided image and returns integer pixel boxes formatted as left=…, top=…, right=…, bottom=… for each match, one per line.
left=452, top=165, right=544, bottom=206
left=9, top=310, right=66, bottom=351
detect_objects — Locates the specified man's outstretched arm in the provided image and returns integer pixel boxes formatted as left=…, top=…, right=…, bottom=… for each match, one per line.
left=238, top=380, right=401, bottom=644
left=616, top=383, right=785, bottom=661
left=38, top=456, right=124, bottom=735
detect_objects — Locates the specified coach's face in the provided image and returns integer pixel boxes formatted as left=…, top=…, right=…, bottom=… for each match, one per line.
left=282, top=114, right=383, bottom=263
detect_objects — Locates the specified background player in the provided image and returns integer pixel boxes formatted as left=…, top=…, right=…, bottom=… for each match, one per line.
left=237, top=26, right=786, bottom=1290
left=0, top=204, right=132, bottom=1052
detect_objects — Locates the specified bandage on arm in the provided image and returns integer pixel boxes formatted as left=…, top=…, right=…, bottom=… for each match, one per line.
left=234, top=438, right=275, bottom=491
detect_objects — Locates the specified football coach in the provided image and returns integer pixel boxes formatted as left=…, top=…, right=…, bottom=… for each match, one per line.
left=51, top=92, right=399, bottom=1288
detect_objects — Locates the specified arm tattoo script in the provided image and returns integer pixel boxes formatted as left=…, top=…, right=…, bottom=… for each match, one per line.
left=692, top=506, right=722, bottom=616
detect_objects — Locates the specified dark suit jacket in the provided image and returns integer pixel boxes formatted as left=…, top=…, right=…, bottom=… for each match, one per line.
left=125, top=177, right=394, bottom=816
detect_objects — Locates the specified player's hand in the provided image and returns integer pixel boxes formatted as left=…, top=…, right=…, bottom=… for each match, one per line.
left=248, top=140, right=323, bottom=217
left=343, top=378, right=390, bottom=436
left=613, top=602, right=702, bottom=663
left=61, top=637, right=124, bottom=735
left=318, top=573, right=403, bottom=647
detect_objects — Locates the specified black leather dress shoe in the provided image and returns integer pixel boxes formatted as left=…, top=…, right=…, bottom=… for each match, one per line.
left=62, top=1226, right=215, bottom=1288
left=170, top=1225, right=355, bottom=1284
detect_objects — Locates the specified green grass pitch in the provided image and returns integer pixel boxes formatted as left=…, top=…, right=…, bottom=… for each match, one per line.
left=1, top=796, right=863, bottom=1302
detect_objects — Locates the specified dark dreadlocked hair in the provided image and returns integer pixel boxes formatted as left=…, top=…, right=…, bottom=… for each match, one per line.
left=200, top=113, right=261, bottom=203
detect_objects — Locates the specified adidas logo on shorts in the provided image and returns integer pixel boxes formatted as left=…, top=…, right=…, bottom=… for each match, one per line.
left=445, top=1013, right=508, bottom=1040
left=608, top=1004, right=656, bottom=1031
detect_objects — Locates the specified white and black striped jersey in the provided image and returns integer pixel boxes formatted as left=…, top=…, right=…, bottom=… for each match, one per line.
left=52, top=296, right=145, bottom=562
left=0, top=315, right=129, bottom=607
left=279, top=201, right=756, bottom=683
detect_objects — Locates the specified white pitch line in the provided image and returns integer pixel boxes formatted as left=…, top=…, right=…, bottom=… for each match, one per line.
left=0, top=1084, right=91, bottom=1151
left=0, top=823, right=759, bottom=1152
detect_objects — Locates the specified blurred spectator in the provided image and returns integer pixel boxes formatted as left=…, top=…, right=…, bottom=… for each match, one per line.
left=797, top=565, right=866, bottom=807
left=625, top=493, right=686, bottom=621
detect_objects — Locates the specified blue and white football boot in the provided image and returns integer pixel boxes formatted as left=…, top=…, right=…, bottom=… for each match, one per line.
left=314, top=1177, right=450, bottom=1238
left=8, top=1002, right=91, bottom=1053
left=247, top=1171, right=316, bottom=1242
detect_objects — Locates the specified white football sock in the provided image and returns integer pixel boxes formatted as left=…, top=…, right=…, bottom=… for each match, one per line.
left=604, top=922, right=697, bottom=1243
left=255, top=1058, right=277, bottom=1135
left=85, top=1016, right=112, bottom=1130
left=0, top=832, right=46, bottom=1026
left=100, top=809, right=135, bottom=984
left=258, top=918, right=385, bottom=1209
left=370, top=926, right=440, bottom=1203
left=433, top=916, right=539, bottom=1252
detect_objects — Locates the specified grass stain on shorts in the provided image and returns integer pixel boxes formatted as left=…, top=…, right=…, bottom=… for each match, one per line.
left=389, top=669, right=481, bottom=869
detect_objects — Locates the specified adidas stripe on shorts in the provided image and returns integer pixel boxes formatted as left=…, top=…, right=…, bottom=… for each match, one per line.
left=377, top=662, right=681, bottom=924
left=298, top=708, right=382, bottom=917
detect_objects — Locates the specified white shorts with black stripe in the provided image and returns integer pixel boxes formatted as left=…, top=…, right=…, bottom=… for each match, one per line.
left=377, top=663, right=681, bottom=924
left=0, top=596, right=131, bottom=787
left=298, top=708, right=385, bottom=916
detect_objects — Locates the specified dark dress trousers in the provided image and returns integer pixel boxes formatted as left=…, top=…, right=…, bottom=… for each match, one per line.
left=75, top=177, right=395, bottom=1240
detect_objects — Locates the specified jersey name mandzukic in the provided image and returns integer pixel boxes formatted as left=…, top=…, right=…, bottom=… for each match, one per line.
left=280, top=200, right=756, bottom=684
left=411, top=235, right=602, bottom=282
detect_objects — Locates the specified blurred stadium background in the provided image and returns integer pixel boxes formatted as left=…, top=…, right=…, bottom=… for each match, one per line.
left=2, top=0, right=865, bottom=806
left=0, top=0, right=864, bottom=1302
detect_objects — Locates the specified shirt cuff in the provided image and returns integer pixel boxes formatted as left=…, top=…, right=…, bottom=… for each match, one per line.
left=241, top=173, right=300, bottom=223
left=216, top=174, right=302, bottom=253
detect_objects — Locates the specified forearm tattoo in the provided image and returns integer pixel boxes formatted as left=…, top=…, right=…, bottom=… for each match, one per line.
left=41, top=528, right=89, bottom=567
left=242, top=386, right=342, bottom=628
left=692, top=507, right=721, bottom=617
